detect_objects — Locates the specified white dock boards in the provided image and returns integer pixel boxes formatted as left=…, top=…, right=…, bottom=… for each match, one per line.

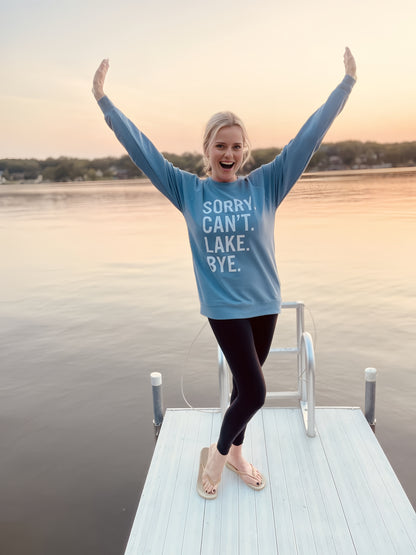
left=124, top=408, right=416, bottom=554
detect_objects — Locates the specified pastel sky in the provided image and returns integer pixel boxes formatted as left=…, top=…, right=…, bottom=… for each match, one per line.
left=2, top=0, right=416, bottom=159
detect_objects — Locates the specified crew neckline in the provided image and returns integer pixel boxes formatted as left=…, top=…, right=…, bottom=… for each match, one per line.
left=207, top=176, right=241, bottom=186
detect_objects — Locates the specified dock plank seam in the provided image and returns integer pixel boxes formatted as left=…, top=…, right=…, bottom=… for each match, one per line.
left=266, top=408, right=299, bottom=554
left=259, top=410, right=280, bottom=555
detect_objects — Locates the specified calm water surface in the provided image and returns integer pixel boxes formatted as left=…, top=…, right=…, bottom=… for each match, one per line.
left=1, top=170, right=415, bottom=554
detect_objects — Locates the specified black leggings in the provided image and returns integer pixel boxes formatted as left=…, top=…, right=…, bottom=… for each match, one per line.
left=208, top=314, right=278, bottom=455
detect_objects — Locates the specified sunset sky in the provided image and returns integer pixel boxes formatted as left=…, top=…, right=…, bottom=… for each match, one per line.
left=2, top=0, right=416, bottom=159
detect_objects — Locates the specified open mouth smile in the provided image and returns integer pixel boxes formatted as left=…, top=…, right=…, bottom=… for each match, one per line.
left=219, top=162, right=235, bottom=169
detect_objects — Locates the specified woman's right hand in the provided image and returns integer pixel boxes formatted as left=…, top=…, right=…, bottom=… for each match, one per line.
left=92, top=59, right=109, bottom=101
left=343, top=47, right=357, bottom=81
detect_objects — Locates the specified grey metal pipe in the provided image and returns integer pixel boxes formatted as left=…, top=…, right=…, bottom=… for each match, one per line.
left=150, top=372, right=164, bottom=428
left=364, top=367, right=377, bottom=427
left=296, top=302, right=306, bottom=401
left=301, top=331, right=316, bottom=437
left=218, top=347, right=230, bottom=418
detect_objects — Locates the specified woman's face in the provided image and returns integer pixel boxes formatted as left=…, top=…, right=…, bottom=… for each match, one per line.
left=205, top=125, right=244, bottom=183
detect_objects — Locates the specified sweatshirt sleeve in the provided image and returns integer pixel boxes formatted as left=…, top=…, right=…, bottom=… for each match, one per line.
left=259, top=74, right=356, bottom=207
left=97, top=96, right=185, bottom=211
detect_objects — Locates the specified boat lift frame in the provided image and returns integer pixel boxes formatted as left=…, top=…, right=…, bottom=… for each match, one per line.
left=218, top=301, right=316, bottom=437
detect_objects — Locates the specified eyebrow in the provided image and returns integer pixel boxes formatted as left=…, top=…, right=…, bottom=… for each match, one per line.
left=215, top=141, right=243, bottom=146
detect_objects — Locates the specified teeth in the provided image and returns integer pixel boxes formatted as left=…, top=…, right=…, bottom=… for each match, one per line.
left=220, top=162, right=234, bottom=168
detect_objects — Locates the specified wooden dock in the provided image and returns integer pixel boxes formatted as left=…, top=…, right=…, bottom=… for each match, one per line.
left=124, top=407, right=416, bottom=554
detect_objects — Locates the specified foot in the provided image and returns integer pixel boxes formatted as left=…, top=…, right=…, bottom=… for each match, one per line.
left=201, top=444, right=226, bottom=496
left=226, top=445, right=264, bottom=488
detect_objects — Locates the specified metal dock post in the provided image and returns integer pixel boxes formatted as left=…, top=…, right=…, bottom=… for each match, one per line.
left=150, top=372, right=164, bottom=438
left=365, top=367, right=377, bottom=429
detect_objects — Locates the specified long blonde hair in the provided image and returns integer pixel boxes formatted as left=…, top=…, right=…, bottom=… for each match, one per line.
left=202, top=111, right=251, bottom=176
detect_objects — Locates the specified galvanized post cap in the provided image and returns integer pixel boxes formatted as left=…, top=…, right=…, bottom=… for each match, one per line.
left=150, top=372, right=162, bottom=386
left=365, top=367, right=377, bottom=382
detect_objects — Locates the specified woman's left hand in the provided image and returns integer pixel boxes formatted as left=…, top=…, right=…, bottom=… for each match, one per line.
left=92, top=59, right=109, bottom=101
left=344, top=47, right=357, bottom=80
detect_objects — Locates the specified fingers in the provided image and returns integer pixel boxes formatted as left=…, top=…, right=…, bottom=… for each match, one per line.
left=344, top=46, right=352, bottom=65
left=99, top=58, right=110, bottom=71
left=96, top=58, right=110, bottom=80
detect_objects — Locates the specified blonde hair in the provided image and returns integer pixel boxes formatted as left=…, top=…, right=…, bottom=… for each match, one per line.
left=202, top=111, right=251, bottom=176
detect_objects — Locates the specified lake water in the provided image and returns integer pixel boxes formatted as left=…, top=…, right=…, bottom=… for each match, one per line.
left=1, top=169, right=415, bottom=554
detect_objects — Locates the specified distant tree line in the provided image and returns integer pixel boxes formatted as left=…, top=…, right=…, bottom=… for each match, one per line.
left=1, top=141, right=416, bottom=183
left=0, top=155, right=142, bottom=183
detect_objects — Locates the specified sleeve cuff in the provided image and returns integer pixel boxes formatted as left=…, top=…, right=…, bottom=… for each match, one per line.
left=340, top=74, right=357, bottom=92
left=97, top=95, right=115, bottom=115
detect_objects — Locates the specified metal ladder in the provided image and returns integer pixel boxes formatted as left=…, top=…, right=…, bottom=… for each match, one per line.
left=218, top=301, right=316, bottom=437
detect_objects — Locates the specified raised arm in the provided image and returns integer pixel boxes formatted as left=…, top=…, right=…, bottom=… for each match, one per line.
left=92, top=59, right=188, bottom=211
left=260, top=47, right=357, bottom=207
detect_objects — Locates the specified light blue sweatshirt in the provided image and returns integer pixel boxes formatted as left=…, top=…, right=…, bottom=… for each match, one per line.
left=98, top=75, right=355, bottom=319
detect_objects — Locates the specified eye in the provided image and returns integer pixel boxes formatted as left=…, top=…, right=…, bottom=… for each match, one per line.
left=233, top=145, right=242, bottom=150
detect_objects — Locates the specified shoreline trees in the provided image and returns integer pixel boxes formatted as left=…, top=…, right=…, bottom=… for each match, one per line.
left=1, top=141, right=416, bottom=183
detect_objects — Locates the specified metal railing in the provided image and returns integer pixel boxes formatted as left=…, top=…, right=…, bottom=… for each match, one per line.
left=218, top=301, right=316, bottom=437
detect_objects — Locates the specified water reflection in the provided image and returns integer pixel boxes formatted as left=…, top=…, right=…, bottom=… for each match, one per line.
left=0, top=171, right=415, bottom=554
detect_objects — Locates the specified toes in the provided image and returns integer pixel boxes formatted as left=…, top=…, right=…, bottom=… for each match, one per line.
left=202, top=473, right=216, bottom=492
left=202, top=478, right=216, bottom=495
left=249, top=466, right=262, bottom=486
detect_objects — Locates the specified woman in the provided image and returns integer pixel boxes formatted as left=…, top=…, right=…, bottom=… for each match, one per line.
left=92, top=48, right=357, bottom=499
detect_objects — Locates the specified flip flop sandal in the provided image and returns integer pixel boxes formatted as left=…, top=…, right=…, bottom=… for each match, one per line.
left=197, top=447, right=219, bottom=499
left=226, top=461, right=266, bottom=490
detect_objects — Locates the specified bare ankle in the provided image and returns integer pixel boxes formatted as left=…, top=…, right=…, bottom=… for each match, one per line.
left=228, top=444, right=243, bottom=459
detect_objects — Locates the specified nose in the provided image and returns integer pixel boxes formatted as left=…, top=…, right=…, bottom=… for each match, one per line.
left=223, top=146, right=233, bottom=159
